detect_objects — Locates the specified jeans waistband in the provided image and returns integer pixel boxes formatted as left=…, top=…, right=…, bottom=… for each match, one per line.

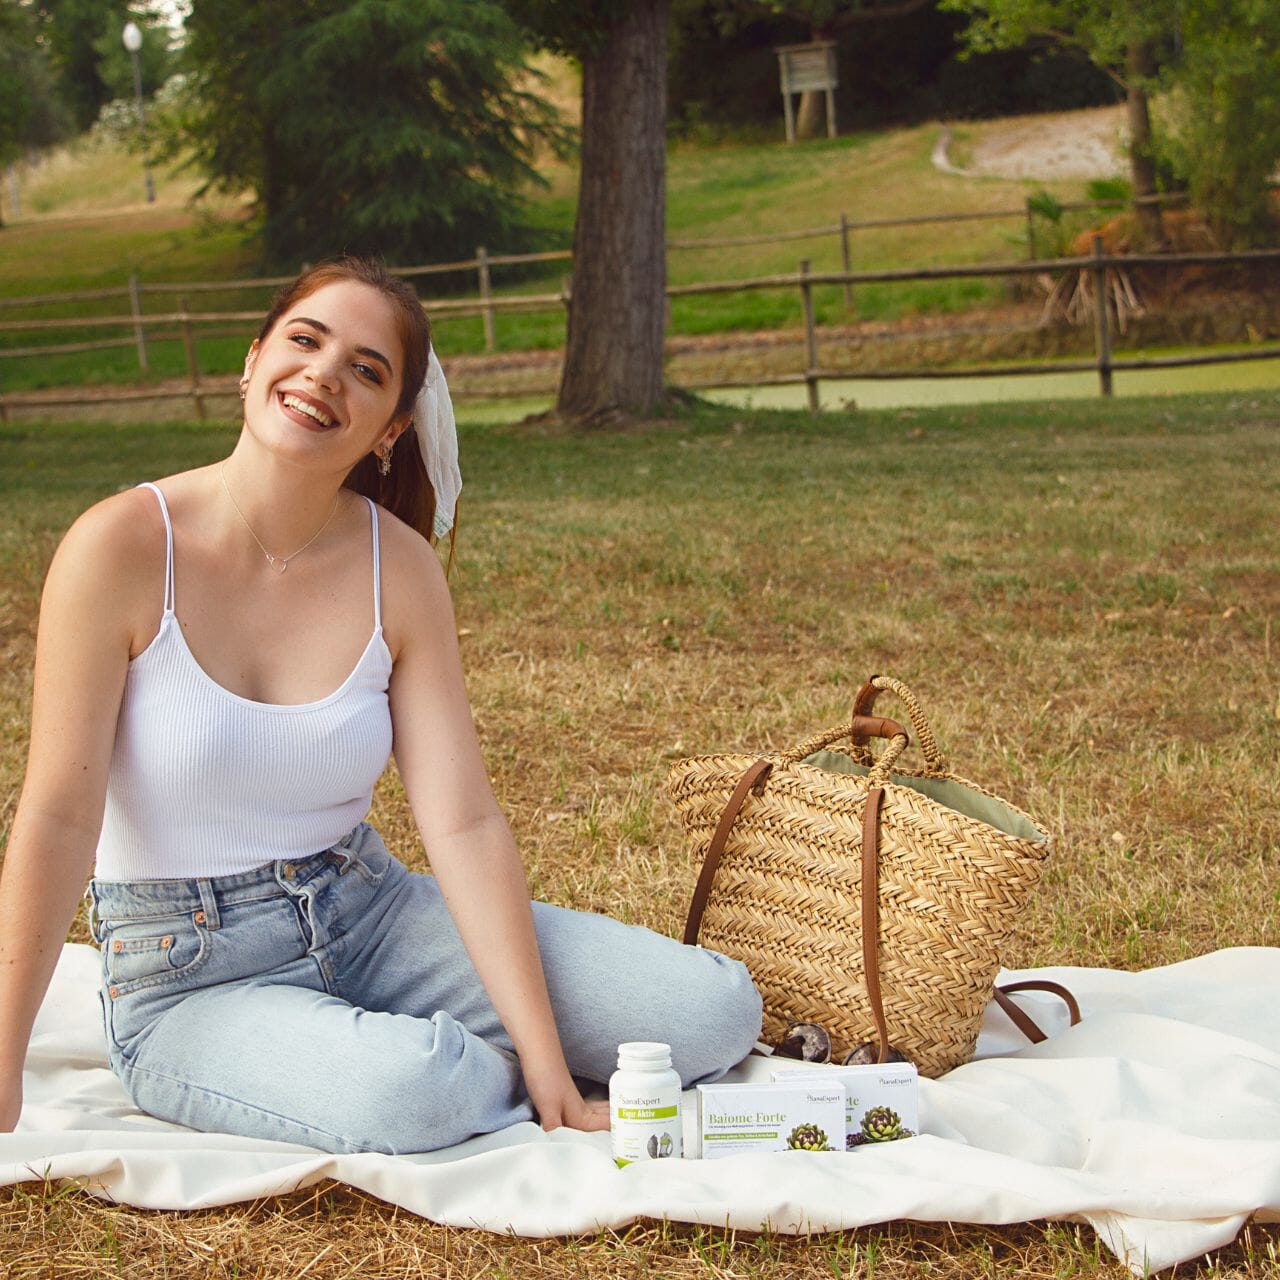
left=89, top=823, right=369, bottom=927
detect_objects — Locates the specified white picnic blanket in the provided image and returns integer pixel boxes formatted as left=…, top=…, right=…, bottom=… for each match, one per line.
left=5, top=944, right=1280, bottom=1275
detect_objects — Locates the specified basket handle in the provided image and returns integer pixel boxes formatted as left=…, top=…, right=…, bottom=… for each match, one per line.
left=847, top=674, right=947, bottom=775
left=779, top=715, right=911, bottom=782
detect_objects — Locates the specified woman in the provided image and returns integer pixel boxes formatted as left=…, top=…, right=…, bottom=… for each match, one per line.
left=0, top=258, right=761, bottom=1154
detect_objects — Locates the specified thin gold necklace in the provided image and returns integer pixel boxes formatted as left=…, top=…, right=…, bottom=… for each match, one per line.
left=220, top=465, right=341, bottom=575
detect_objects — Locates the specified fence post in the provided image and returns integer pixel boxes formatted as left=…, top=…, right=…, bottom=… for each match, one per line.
left=839, top=212, right=854, bottom=312
left=1025, top=196, right=1037, bottom=261
left=1090, top=235, right=1112, bottom=398
left=477, top=246, right=495, bottom=353
left=800, top=258, right=820, bottom=414
left=179, top=296, right=206, bottom=421
left=129, top=272, right=149, bottom=372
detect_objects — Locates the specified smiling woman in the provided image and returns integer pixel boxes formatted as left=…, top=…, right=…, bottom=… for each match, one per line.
left=0, top=256, right=762, bottom=1156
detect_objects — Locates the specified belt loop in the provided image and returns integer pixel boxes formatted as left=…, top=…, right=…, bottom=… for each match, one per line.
left=195, top=879, right=221, bottom=931
left=85, top=882, right=103, bottom=945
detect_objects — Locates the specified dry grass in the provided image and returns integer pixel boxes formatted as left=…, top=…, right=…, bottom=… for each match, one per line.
left=2, top=391, right=1280, bottom=1276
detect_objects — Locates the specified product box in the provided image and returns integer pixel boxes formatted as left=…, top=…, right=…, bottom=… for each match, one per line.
left=695, top=1081, right=846, bottom=1159
left=770, top=1062, right=919, bottom=1150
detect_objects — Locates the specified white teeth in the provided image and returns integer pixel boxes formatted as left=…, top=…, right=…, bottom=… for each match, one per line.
left=282, top=394, right=336, bottom=427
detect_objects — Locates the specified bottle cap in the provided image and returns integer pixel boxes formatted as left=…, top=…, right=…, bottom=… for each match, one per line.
left=616, top=1041, right=673, bottom=1071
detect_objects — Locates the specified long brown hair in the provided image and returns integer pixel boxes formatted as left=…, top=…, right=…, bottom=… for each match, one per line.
left=257, top=257, right=437, bottom=541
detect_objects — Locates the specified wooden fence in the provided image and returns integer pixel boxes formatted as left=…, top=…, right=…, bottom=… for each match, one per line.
left=0, top=193, right=1160, bottom=367
left=2, top=238, right=1278, bottom=422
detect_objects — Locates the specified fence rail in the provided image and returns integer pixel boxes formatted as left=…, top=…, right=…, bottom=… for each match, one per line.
left=0, top=190, right=1184, bottom=351
left=3, top=238, right=1279, bottom=422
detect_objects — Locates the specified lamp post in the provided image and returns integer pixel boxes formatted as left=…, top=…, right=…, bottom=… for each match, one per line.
left=122, top=21, right=156, bottom=203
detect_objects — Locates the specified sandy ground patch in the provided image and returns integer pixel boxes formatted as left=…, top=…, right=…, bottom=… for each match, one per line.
left=944, top=105, right=1128, bottom=181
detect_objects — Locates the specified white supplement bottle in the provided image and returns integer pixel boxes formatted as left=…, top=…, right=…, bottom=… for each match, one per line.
left=609, top=1041, right=683, bottom=1165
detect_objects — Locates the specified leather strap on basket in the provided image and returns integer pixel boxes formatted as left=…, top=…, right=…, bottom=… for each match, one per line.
left=682, top=759, right=773, bottom=946
left=861, top=786, right=893, bottom=1063
left=992, top=980, right=1082, bottom=1042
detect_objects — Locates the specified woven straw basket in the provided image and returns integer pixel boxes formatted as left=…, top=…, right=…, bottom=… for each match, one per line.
left=667, top=675, right=1052, bottom=1077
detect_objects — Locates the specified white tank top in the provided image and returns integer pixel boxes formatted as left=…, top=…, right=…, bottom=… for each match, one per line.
left=93, top=482, right=394, bottom=881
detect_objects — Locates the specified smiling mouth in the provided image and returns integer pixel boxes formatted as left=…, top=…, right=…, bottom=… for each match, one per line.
left=280, top=392, right=339, bottom=428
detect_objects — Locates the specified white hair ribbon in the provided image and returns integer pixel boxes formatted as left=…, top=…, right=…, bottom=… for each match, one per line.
left=413, top=349, right=461, bottom=539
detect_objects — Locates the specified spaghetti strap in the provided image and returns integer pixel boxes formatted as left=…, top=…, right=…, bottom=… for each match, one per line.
left=365, top=497, right=382, bottom=629
left=137, top=482, right=175, bottom=615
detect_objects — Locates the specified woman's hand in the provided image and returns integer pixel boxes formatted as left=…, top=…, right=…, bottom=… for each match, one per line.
left=524, top=1061, right=610, bottom=1134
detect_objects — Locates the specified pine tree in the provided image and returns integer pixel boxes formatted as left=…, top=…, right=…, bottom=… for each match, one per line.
left=177, top=0, right=564, bottom=269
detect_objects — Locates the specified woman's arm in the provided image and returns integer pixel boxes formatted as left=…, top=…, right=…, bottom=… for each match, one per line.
left=0, top=496, right=153, bottom=1131
left=383, top=529, right=607, bottom=1135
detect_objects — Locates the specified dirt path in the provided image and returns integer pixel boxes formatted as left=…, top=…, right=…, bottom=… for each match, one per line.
left=936, top=105, right=1127, bottom=181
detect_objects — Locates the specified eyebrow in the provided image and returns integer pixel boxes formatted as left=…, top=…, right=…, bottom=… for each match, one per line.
left=291, top=316, right=395, bottom=376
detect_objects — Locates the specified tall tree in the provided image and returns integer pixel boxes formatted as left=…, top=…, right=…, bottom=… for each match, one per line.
left=939, top=0, right=1171, bottom=247
left=173, top=0, right=564, bottom=270
left=1163, top=0, right=1280, bottom=247
left=509, top=1, right=671, bottom=424
left=30, top=0, right=133, bottom=131
left=1, top=0, right=71, bottom=225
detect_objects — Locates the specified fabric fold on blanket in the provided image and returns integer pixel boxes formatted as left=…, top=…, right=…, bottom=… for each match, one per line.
left=5, top=944, right=1280, bottom=1275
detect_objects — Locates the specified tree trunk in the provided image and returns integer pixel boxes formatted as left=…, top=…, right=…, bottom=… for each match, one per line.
left=556, top=1, right=670, bottom=423
left=1126, top=40, right=1165, bottom=249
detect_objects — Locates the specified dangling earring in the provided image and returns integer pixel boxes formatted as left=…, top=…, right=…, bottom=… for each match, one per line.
left=377, top=446, right=392, bottom=478
left=238, top=378, right=248, bottom=401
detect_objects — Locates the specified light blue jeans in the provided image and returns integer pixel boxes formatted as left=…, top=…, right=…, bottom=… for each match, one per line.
left=88, top=823, right=762, bottom=1154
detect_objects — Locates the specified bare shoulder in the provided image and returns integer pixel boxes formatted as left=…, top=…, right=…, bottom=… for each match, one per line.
left=373, top=505, right=455, bottom=656
left=45, top=487, right=168, bottom=645
left=54, top=486, right=166, bottom=577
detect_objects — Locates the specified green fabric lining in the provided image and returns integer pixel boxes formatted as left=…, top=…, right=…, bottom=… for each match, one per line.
left=803, top=750, right=1047, bottom=844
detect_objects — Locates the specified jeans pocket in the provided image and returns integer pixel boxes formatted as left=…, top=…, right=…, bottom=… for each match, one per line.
left=101, top=913, right=209, bottom=995
left=344, top=825, right=393, bottom=885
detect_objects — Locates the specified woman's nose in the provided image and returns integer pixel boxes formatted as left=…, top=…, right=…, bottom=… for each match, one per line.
left=305, top=350, right=342, bottom=390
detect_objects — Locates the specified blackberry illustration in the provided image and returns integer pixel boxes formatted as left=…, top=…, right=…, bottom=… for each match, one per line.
left=786, top=1123, right=831, bottom=1151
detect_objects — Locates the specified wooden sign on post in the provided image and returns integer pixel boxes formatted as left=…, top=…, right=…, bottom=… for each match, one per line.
left=776, top=41, right=838, bottom=143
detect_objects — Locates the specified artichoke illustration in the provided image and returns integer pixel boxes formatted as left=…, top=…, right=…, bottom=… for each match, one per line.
left=658, top=1132, right=673, bottom=1158
left=646, top=1134, right=659, bottom=1159
left=786, top=1123, right=831, bottom=1152
left=860, top=1106, right=914, bottom=1143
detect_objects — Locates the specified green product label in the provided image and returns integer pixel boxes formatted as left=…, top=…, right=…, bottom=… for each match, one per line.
left=616, top=1105, right=678, bottom=1121
left=705, top=1132, right=778, bottom=1141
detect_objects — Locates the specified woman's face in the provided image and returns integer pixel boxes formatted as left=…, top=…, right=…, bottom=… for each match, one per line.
left=241, top=279, right=409, bottom=471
